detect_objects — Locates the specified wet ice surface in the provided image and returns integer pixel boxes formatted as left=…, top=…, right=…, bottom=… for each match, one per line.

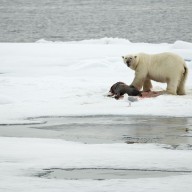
left=1, top=116, right=192, bottom=190
left=37, top=168, right=192, bottom=180
left=1, top=115, right=192, bottom=145
left=1, top=115, right=192, bottom=182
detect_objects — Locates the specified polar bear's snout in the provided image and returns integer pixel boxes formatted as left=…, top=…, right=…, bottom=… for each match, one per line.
left=125, top=58, right=132, bottom=67
left=126, top=60, right=131, bottom=67
left=122, top=56, right=133, bottom=67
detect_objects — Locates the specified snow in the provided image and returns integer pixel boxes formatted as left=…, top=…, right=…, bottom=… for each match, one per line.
left=0, top=38, right=192, bottom=192
left=172, top=40, right=192, bottom=50
left=1, top=137, right=192, bottom=192
left=0, top=38, right=192, bottom=124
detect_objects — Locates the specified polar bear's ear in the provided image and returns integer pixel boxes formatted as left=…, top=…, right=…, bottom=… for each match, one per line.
left=134, top=56, right=137, bottom=58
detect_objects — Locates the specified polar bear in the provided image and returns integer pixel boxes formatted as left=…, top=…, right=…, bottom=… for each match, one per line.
left=122, top=52, right=188, bottom=95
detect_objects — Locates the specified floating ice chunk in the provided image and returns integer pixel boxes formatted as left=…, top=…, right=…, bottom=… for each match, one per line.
left=36, top=37, right=131, bottom=44
left=172, top=40, right=192, bottom=49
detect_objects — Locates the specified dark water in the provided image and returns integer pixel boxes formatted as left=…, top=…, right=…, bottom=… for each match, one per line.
left=0, top=0, right=192, bottom=43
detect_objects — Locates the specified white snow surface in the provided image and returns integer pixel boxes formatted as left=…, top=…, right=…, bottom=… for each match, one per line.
left=0, top=38, right=192, bottom=124
left=1, top=38, right=192, bottom=192
left=0, top=137, right=192, bottom=192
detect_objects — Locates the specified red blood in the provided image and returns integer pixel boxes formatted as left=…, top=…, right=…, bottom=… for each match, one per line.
left=140, top=91, right=162, bottom=98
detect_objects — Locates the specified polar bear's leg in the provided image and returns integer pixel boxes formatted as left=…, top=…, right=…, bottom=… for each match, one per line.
left=143, top=79, right=152, bottom=92
left=166, top=79, right=178, bottom=95
left=177, top=74, right=186, bottom=95
left=177, top=82, right=186, bottom=95
left=166, top=86, right=177, bottom=95
left=177, top=67, right=188, bottom=95
left=131, top=72, right=147, bottom=90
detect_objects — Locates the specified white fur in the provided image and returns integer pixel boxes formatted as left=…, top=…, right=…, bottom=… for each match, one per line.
left=122, top=52, right=188, bottom=95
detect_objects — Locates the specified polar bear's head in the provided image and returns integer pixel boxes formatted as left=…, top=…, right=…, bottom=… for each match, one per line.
left=122, top=54, right=138, bottom=70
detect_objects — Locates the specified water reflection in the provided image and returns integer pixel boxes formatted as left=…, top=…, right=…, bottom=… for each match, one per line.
left=0, top=116, right=191, bottom=145
left=30, top=116, right=192, bottom=145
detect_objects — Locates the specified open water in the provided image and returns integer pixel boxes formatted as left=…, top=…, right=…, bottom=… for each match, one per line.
left=0, top=0, right=192, bottom=43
